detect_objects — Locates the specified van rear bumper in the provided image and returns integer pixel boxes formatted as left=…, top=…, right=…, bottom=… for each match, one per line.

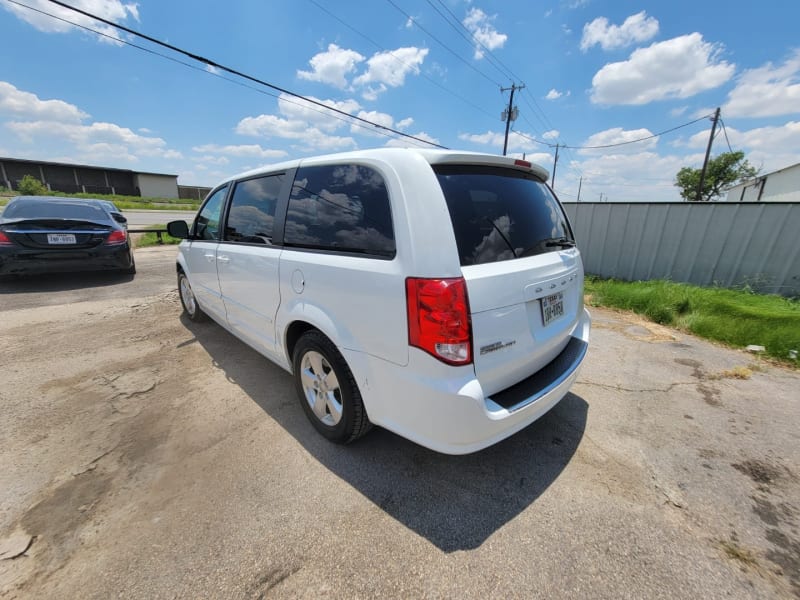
left=345, top=307, right=591, bottom=455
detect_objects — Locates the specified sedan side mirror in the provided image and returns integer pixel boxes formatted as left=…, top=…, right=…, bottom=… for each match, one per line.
left=167, top=220, right=190, bottom=239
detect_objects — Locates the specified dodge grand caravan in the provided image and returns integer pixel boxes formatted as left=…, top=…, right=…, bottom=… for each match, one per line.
left=168, top=148, right=590, bottom=454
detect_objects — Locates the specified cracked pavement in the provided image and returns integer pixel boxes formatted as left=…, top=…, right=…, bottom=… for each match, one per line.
left=1, top=245, right=798, bottom=599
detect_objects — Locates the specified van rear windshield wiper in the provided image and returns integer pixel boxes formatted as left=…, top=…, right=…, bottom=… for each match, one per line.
left=543, top=237, right=576, bottom=248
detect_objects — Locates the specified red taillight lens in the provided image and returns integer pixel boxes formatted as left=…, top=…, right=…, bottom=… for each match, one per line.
left=406, top=277, right=472, bottom=365
left=105, top=230, right=127, bottom=245
left=514, top=159, right=532, bottom=168
left=0, top=231, right=12, bottom=246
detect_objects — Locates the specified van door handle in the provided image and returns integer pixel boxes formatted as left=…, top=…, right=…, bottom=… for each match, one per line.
left=204, top=253, right=216, bottom=263
left=217, top=255, right=230, bottom=264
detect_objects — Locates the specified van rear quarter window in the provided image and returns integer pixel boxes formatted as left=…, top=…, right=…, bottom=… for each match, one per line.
left=435, top=165, right=573, bottom=266
left=284, top=164, right=396, bottom=258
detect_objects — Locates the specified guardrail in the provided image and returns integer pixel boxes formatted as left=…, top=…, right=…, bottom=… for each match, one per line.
left=128, top=228, right=168, bottom=244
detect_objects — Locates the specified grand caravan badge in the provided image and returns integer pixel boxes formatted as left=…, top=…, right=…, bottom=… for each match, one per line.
left=479, top=340, right=517, bottom=355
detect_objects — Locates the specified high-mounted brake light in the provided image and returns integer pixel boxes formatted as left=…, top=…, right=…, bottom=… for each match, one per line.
left=514, top=159, right=532, bottom=169
left=406, top=277, right=472, bottom=365
left=0, top=231, right=12, bottom=246
left=105, top=230, right=127, bottom=245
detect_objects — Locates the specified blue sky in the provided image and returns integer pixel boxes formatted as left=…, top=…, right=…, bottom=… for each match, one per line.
left=0, top=0, right=798, bottom=201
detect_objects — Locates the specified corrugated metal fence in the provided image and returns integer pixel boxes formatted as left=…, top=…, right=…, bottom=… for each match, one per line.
left=562, top=202, right=800, bottom=296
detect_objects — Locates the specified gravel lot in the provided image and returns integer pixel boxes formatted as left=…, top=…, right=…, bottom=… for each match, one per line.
left=1, top=245, right=798, bottom=599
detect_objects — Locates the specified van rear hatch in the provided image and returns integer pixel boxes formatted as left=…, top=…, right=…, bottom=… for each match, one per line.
left=434, top=163, right=584, bottom=399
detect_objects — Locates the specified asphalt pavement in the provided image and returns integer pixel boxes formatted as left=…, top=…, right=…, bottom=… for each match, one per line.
left=0, top=246, right=798, bottom=599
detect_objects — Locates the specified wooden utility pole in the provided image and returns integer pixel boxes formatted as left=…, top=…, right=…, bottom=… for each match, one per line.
left=695, top=107, right=721, bottom=202
left=501, top=83, right=524, bottom=156
left=551, top=143, right=560, bottom=188
left=577, top=176, right=582, bottom=202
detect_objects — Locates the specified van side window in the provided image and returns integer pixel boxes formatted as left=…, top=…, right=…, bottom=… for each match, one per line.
left=225, top=174, right=283, bottom=244
left=194, top=185, right=228, bottom=241
left=284, top=164, right=396, bottom=258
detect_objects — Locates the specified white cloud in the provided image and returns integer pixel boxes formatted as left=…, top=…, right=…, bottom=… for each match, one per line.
left=235, top=102, right=357, bottom=152
left=723, top=50, right=800, bottom=118
left=580, top=11, right=659, bottom=52
left=396, top=117, right=414, bottom=130
left=578, top=127, right=658, bottom=155
left=384, top=131, right=440, bottom=149
left=354, top=47, right=429, bottom=90
left=6, top=120, right=183, bottom=162
left=0, top=81, right=88, bottom=123
left=192, top=144, right=287, bottom=160
left=545, top=89, right=562, bottom=100
left=2, top=0, right=139, bottom=45
left=544, top=9, right=553, bottom=18
left=205, top=65, right=221, bottom=75
left=458, top=129, right=551, bottom=154
left=350, top=110, right=394, bottom=137
left=277, top=94, right=361, bottom=132
left=670, top=106, right=688, bottom=117
left=297, top=44, right=365, bottom=89
left=463, top=8, right=508, bottom=60
left=591, top=33, right=735, bottom=105
left=543, top=129, right=560, bottom=140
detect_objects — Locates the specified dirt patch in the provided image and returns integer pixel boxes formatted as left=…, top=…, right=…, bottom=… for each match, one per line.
left=732, top=460, right=784, bottom=486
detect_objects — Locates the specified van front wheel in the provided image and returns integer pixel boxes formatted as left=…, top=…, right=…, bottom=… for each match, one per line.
left=293, top=330, right=371, bottom=444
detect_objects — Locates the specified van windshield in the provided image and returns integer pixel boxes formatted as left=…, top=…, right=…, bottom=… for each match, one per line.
left=435, top=165, right=573, bottom=266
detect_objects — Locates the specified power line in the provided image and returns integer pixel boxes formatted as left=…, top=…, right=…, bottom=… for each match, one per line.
left=37, top=0, right=447, bottom=149
left=383, top=0, right=501, bottom=87
left=6, top=0, right=436, bottom=147
left=425, top=0, right=514, bottom=83
left=306, top=0, right=497, bottom=122
left=719, top=117, right=734, bottom=153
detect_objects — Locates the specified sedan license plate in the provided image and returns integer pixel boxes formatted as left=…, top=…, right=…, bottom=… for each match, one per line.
left=47, top=233, right=76, bottom=245
left=541, top=292, right=565, bottom=327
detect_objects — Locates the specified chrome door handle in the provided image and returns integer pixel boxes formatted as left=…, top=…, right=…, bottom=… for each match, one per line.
left=203, top=253, right=216, bottom=263
left=217, top=255, right=230, bottom=264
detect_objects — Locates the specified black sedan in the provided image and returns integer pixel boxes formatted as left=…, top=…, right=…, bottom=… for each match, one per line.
left=0, top=196, right=135, bottom=276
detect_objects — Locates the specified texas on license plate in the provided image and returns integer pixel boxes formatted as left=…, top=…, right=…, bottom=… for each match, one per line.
left=47, top=233, right=76, bottom=245
left=541, top=292, right=565, bottom=326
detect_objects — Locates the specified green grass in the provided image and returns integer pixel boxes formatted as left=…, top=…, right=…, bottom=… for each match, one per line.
left=585, top=277, right=800, bottom=365
left=133, top=225, right=182, bottom=248
left=0, top=192, right=198, bottom=211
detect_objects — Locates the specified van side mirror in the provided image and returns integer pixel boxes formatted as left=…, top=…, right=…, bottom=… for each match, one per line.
left=167, top=220, right=190, bottom=239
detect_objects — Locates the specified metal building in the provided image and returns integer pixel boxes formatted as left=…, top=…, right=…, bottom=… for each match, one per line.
left=0, top=157, right=179, bottom=199
left=725, top=162, right=800, bottom=203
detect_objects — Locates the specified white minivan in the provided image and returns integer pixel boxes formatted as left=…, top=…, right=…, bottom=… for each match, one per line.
left=168, top=148, right=590, bottom=454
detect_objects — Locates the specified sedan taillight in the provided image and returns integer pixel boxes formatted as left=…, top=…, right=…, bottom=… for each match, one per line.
left=406, top=277, right=472, bottom=365
left=105, top=230, right=127, bottom=245
left=0, top=231, right=12, bottom=246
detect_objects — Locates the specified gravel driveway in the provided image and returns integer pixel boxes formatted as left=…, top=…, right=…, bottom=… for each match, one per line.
left=1, top=245, right=798, bottom=599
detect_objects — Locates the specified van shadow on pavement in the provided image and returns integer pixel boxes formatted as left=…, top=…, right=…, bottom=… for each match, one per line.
left=183, top=317, right=588, bottom=553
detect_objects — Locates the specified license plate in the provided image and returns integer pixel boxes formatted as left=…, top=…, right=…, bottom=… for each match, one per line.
left=541, top=292, right=565, bottom=327
left=47, top=233, right=76, bottom=245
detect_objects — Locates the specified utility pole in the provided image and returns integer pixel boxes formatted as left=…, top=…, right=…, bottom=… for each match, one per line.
left=695, top=107, right=721, bottom=202
left=577, top=176, right=582, bottom=202
left=500, top=83, right=524, bottom=156
left=551, top=143, right=560, bottom=188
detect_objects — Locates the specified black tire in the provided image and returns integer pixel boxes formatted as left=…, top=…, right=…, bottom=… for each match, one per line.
left=123, top=252, right=136, bottom=275
left=178, top=269, right=208, bottom=322
left=292, top=330, right=371, bottom=444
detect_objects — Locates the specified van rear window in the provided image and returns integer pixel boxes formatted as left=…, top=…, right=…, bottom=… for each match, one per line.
left=435, top=165, right=573, bottom=266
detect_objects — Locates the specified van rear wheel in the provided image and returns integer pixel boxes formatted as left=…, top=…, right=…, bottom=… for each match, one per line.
left=293, top=330, right=371, bottom=444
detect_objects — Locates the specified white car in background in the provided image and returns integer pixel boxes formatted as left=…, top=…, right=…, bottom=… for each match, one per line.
left=168, top=148, right=590, bottom=454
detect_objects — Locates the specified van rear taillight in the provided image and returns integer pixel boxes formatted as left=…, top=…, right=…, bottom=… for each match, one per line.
left=406, top=277, right=472, bottom=365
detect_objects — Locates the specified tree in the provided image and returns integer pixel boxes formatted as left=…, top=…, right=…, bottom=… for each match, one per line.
left=18, top=174, right=48, bottom=196
left=674, top=151, right=758, bottom=202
